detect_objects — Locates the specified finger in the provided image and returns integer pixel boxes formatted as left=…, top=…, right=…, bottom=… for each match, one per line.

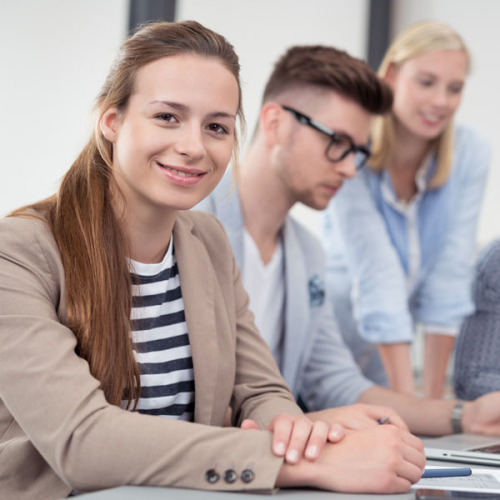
left=382, top=411, right=408, bottom=431
left=386, top=476, right=413, bottom=494
left=341, top=415, right=378, bottom=431
left=368, top=406, right=408, bottom=431
left=285, top=417, right=313, bottom=464
left=401, top=430, right=425, bottom=454
left=395, top=457, right=425, bottom=485
left=328, top=423, right=345, bottom=443
left=304, top=420, right=330, bottom=460
left=268, top=414, right=293, bottom=458
left=240, top=419, right=259, bottom=430
left=401, top=437, right=426, bottom=471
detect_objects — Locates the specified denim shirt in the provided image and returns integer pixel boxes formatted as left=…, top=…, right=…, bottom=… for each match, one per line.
left=321, top=124, right=490, bottom=344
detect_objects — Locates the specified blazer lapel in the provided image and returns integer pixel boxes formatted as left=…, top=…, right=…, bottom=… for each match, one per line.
left=173, top=214, right=217, bottom=425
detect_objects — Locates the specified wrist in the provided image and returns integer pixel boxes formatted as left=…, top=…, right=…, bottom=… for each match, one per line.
left=450, top=400, right=465, bottom=434
left=275, top=457, right=315, bottom=488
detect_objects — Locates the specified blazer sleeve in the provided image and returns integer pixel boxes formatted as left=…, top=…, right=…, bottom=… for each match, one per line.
left=415, top=128, right=491, bottom=330
left=0, top=216, right=291, bottom=496
left=323, top=172, right=414, bottom=343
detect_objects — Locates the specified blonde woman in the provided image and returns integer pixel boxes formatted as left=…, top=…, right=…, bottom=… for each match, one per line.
left=321, top=20, right=490, bottom=398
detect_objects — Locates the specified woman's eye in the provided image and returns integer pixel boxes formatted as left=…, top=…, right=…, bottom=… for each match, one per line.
left=155, top=113, right=177, bottom=123
left=418, top=79, right=433, bottom=87
left=207, top=123, right=228, bottom=135
left=449, top=84, right=463, bottom=94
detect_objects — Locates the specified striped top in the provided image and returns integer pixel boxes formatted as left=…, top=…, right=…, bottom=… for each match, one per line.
left=127, top=239, right=195, bottom=420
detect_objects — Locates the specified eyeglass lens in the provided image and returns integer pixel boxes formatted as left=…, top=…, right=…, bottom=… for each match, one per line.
left=327, top=139, right=369, bottom=169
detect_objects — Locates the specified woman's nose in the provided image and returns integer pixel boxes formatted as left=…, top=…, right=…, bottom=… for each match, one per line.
left=174, top=124, right=206, bottom=160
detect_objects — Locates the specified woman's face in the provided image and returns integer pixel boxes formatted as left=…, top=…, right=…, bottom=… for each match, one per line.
left=101, top=54, right=239, bottom=217
left=387, top=49, right=468, bottom=141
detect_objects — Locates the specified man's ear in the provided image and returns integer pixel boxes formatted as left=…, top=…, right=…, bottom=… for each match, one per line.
left=99, top=107, right=120, bottom=143
left=260, top=102, right=283, bottom=146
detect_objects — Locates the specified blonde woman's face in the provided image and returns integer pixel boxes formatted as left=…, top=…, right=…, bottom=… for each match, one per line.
left=387, top=49, right=468, bottom=140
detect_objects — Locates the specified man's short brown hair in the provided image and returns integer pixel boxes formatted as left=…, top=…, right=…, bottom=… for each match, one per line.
left=263, top=45, right=392, bottom=114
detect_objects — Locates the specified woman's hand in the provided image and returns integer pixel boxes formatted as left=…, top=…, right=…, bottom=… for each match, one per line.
left=276, top=425, right=425, bottom=493
left=241, top=413, right=344, bottom=463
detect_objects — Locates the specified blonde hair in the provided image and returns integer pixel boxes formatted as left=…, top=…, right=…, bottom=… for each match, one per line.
left=370, top=20, right=470, bottom=188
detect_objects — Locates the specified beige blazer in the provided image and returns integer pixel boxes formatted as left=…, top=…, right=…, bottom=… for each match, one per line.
left=0, top=211, right=301, bottom=500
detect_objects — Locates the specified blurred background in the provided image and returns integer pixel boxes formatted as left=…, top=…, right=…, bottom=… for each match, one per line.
left=0, top=0, right=498, bottom=246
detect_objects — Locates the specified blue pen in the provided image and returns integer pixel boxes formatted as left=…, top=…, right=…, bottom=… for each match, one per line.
left=377, top=416, right=390, bottom=425
left=422, top=467, right=472, bottom=479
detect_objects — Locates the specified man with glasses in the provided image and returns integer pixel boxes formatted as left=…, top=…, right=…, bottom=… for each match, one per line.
left=196, top=45, right=500, bottom=437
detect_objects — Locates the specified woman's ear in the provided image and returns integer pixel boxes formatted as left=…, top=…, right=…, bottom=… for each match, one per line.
left=100, top=108, right=120, bottom=143
left=260, top=103, right=283, bottom=146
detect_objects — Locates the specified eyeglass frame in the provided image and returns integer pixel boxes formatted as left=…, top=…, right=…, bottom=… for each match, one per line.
left=281, top=105, right=371, bottom=170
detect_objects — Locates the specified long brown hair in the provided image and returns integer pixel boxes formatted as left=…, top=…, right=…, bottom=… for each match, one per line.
left=10, top=20, right=242, bottom=408
left=370, top=21, right=470, bottom=188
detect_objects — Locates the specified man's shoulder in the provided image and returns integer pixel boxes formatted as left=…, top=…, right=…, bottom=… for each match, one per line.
left=286, top=215, right=325, bottom=263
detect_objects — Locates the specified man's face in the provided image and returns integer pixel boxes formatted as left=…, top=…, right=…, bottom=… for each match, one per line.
left=271, top=90, right=371, bottom=210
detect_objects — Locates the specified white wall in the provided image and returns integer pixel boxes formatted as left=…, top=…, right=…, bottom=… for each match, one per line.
left=0, top=0, right=128, bottom=216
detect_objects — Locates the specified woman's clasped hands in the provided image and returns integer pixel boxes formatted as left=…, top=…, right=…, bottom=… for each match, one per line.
left=241, top=413, right=344, bottom=463
left=243, top=411, right=426, bottom=493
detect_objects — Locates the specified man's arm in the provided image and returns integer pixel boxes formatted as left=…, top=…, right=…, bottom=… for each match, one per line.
left=359, top=386, right=500, bottom=437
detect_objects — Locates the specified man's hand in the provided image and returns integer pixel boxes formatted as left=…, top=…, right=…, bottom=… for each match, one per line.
left=463, top=392, right=500, bottom=435
left=307, top=403, right=408, bottom=431
left=241, top=413, right=344, bottom=463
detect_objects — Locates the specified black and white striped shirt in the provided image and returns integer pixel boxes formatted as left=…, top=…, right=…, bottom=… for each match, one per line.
left=127, top=239, right=195, bottom=420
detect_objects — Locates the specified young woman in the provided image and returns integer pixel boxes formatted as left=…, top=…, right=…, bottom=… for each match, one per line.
left=322, top=21, right=490, bottom=398
left=0, top=20, right=424, bottom=499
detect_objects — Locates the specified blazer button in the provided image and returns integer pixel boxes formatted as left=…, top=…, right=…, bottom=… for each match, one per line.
left=223, top=469, right=237, bottom=483
left=205, top=469, right=220, bottom=484
left=241, top=469, right=255, bottom=483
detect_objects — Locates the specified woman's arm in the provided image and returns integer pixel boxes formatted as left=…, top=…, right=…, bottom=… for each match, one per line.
left=322, top=170, right=415, bottom=391
left=416, top=127, right=491, bottom=397
left=0, top=216, right=286, bottom=494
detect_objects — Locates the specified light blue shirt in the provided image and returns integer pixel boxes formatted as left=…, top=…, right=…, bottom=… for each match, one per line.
left=321, top=125, right=490, bottom=355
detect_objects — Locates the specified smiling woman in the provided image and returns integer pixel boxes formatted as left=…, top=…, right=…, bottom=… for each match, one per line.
left=321, top=20, right=491, bottom=399
left=100, top=53, right=240, bottom=258
left=0, top=20, right=359, bottom=499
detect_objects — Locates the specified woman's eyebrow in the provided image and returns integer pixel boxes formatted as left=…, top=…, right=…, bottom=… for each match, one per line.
left=149, top=100, right=187, bottom=110
left=207, top=111, right=236, bottom=120
left=148, top=100, right=236, bottom=120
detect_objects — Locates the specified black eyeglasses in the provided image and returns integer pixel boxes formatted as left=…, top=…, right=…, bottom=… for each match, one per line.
left=281, top=105, right=371, bottom=170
